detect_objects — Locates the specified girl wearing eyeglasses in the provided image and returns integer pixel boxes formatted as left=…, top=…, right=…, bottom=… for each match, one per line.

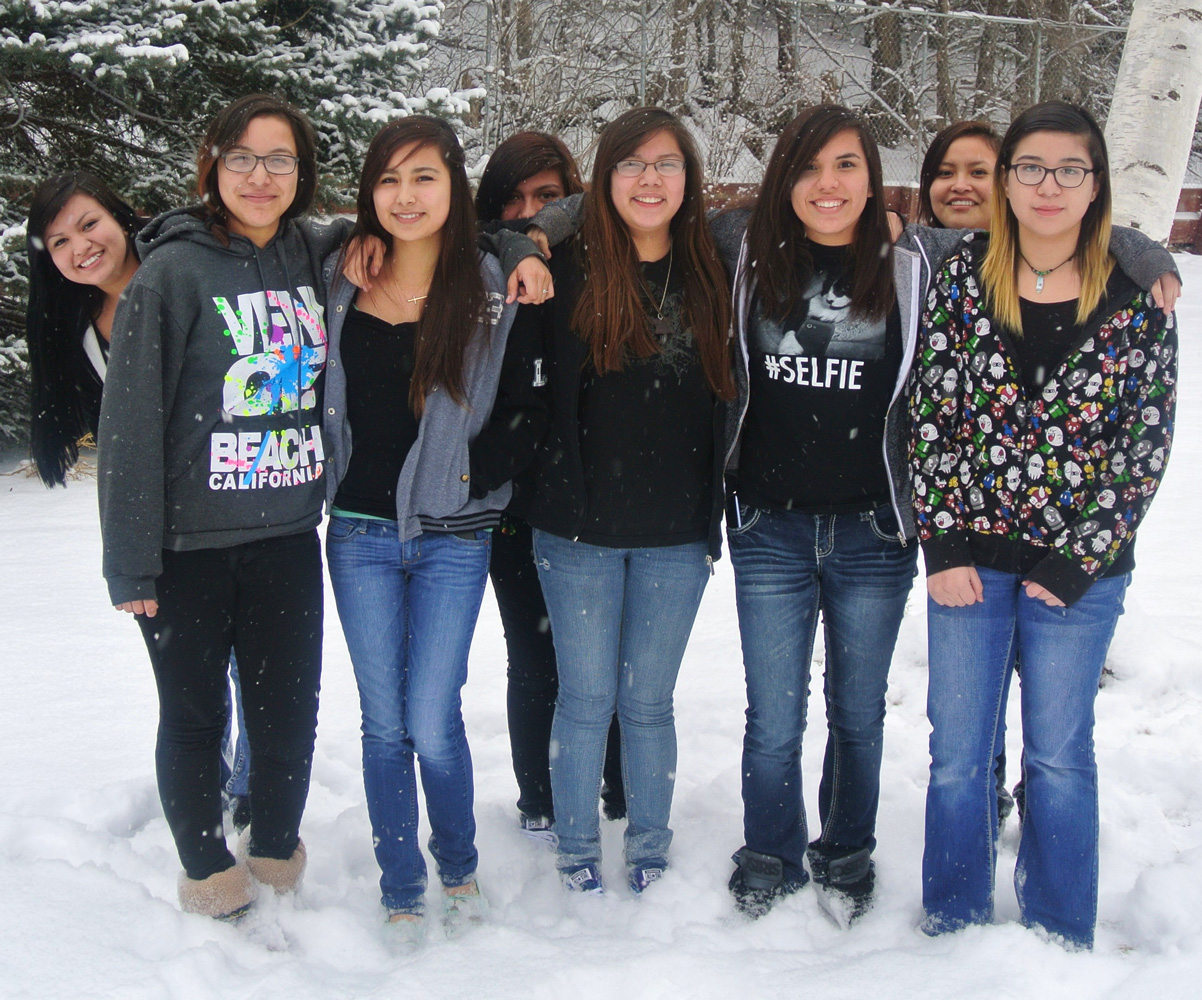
left=97, top=94, right=355, bottom=919
left=512, top=107, right=734, bottom=894
left=912, top=101, right=1177, bottom=948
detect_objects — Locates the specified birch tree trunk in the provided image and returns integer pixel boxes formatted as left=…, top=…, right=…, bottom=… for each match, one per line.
left=1106, top=0, right=1202, bottom=240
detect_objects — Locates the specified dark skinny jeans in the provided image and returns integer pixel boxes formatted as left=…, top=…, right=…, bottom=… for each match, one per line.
left=137, top=530, right=323, bottom=880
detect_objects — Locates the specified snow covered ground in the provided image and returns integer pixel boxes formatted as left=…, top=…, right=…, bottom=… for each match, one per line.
left=3, top=256, right=1201, bottom=1000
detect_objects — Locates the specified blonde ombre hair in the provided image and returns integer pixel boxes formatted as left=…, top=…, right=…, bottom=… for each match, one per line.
left=980, top=101, right=1113, bottom=335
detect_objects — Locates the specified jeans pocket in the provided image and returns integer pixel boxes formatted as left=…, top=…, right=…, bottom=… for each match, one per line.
left=725, top=497, right=763, bottom=536
left=865, top=504, right=903, bottom=545
left=448, top=528, right=492, bottom=546
left=326, top=514, right=365, bottom=541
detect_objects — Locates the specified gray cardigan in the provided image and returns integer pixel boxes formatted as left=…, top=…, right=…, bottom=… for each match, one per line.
left=321, top=250, right=518, bottom=541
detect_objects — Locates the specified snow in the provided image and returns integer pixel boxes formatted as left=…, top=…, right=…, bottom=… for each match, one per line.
left=2, top=258, right=1202, bottom=998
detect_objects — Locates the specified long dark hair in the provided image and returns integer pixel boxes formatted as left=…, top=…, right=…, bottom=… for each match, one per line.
left=25, top=172, right=142, bottom=487
left=475, top=131, right=584, bottom=223
left=570, top=107, right=733, bottom=400
left=981, top=100, right=1113, bottom=332
left=344, top=115, right=486, bottom=416
left=918, top=120, right=1001, bottom=227
left=194, top=93, right=318, bottom=244
left=746, top=104, right=894, bottom=322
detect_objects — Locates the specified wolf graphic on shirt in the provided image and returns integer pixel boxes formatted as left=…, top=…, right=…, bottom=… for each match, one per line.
left=754, top=269, right=887, bottom=360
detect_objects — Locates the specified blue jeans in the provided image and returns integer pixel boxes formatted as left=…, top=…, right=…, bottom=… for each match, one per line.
left=533, top=530, right=710, bottom=871
left=728, top=503, right=917, bottom=884
left=327, top=516, right=490, bottom=913
left=923, top=566, right=1128, bottom=949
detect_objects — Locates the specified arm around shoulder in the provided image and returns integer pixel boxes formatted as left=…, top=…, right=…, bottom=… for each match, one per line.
left=468, top=300, right=551, bottom=497
left=1109, top=225, right=1180, bottom=292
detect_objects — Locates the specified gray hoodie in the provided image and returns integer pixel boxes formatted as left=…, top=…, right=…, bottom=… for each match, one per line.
left=99, top=208, right=350, bottom=604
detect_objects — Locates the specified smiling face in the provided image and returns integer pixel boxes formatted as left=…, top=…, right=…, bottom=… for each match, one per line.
left=928, top=135, right=996, bottom=230
left=1004, top=130, right=1099, bottom=244
left=789, top=129, right=872, bottom=246
left=44, top=192, right=137, bottom=294
left=216, top=115, right=299, bottom=246
left=500, top=168, right=567, bottom=221
left=609, top=129, right=686, bottom=258
left=372, top=142, right=452, bottom=249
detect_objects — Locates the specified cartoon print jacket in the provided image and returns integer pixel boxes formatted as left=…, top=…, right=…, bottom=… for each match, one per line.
left=911, top=238, right=1177, bottom=607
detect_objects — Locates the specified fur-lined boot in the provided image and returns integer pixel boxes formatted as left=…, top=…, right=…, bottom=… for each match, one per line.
left=240, top=834, right=307, bottom=894
left=178, top=862, right=256, bottom=920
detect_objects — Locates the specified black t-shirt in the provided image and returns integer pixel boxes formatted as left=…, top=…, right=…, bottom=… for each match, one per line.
left=738, top=241, right=903, bottom=512
left=1015, top=297, right=1082, bottom=394
left=576, top=252, right=713, bottom=547
left=332, top=309, right=419, bottom=519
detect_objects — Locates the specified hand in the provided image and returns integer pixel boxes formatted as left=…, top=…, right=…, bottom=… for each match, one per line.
left=887, top=210, right=904, bottom=243
left=116, top=599, right=158, bottom=617
left=524, top=226, right=551, bottom=259
left=342, top=234, right=387, bottom=291
left=1021, top=580, right=1065, bottom=607
left=927, top=566, right=984, bottom=607
left=507, top=256, right=554, bottom=305
left=1150, top=273, right=1181, bottom=313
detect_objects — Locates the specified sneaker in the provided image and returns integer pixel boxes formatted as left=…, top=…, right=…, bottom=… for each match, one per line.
left=385, top=910, right=426, bottom=951
left=443, top=879, right=488, bottom=938
left=560, top=863, right=604, bottom=895
left=808, top=847, right=874, bottom=929
left=628, top=863, right=666, bottom=894
left=519, top=814, right=558, bottom=847
left=728, top=847, right=805, bottom=919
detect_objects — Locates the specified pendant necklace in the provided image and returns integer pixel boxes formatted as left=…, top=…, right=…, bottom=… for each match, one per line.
left=380, top=277, right=428, bottom=312
left=643, top=246, right=673, bottom=319
left=644, top=247, right=673, bottom=341
left=1020, top=252, right=1074, bottom=293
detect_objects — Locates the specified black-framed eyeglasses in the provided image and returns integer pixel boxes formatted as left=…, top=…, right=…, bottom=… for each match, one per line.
left=1007, top=163, right=1095, bottom=188
left=613, top=158, right=686, bottom=177
left=221, top=152, right=300, bottom=175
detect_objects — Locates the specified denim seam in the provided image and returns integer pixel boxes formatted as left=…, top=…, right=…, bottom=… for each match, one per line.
left=865, top=507, right=902, bottom=545
left=815, top=514, right=835, bottom=560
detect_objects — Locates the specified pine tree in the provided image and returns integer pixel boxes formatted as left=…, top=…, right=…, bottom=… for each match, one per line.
left=0, top=0, right=467, bottom=446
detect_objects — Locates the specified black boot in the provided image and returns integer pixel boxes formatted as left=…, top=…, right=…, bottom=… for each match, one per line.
left=228, top=794, right=252, bottom=834
left=995, top=751, right=1015, bottom=825
left=808, top=846, right=874, bottom=928
left=728, top=848, right=805, bottom=919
